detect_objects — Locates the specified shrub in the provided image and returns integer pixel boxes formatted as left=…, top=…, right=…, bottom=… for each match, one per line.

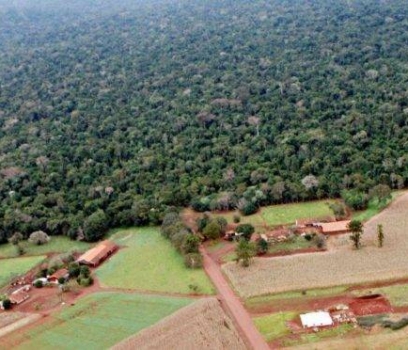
left=2, top=299, right=11, bottom=310
left=256, top=238, right=268, bottom=255
left=314, top=234, right=326, bottom=249
left=233, top=214, right=241, bottom=223
left=181, top=234, right=200, bottom=254
left=184, top=253, right=203, bottom=268
left=236, top=224, right=255, bottom=241
left=79, top=265, right=91, bottom=278
left=68, top=262, right=81, bottom=277
left=34, top=280, right=44, bottom=288
left=58, top=277, right=66, bottom=285
left=78, top=276, right=94, bottom=287
left=28, top=230, right=50, bottom=245
left=203, top=221, right=222, bottom=240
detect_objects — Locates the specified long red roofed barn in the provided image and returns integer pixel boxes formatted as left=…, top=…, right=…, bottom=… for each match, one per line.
left=77, top=240, right=118, bottom=267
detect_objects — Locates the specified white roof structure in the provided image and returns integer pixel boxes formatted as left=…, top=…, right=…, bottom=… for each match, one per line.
left=300, top=311, right=333, bottom=328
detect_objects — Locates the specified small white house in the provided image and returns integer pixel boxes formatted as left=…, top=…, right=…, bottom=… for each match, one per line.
left=300, top=311, right=333, bottom=328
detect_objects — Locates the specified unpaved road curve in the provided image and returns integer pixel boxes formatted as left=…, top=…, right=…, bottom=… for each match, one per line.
left=201, top=247, right=270, bottom=350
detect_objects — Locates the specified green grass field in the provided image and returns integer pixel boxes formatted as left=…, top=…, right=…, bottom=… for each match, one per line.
left=0, top=256, right=46, bottom=287
left=268, top=235, right=315, bottom=254
left=4, top=292, right=192, bottom=350
left=253, top=311, right=297, bottom=342
left=96, top=227, right=214, bottom=294
left=260, top=200, right=334, bottom=226
left=0, top=237, right=92, bottom=259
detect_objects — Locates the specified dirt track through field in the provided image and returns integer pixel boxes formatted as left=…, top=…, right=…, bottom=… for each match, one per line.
left=200, top=247, right=270, bottom=350
left=223, top=192, right=408, bottom=298
left=0, top=314, right=41, bottom=339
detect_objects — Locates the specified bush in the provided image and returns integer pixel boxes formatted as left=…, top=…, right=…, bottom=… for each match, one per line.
left=256, top=238, right=268, bottom=255
left=184, top=253, right=203, bottom=268
left=58, top=277, right=66, bottom=285
left=239, top=201, right=258, bottom=216
left=2, top=299, right=11, bottom=310
left=181, top=234, right=200, bottom=254
left=68, top=262, right=81, bottom=277
left=79, top=265, right=91, bottom=278
left=34, top=280, right=44, bottom=288
left=203, top=221, right=222, bottom=240
left=233, top=214, right=241, bottom=223
left=236, top=224, right=255, bottom=241
left=314, top=234, right=326, bottom=249
left=78, top=276, right=94, bottom=287
left=28, top=230, right=50, bottom=245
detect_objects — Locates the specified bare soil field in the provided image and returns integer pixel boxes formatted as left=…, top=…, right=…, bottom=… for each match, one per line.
left=223, top=192, right=408, bottom=298
left=112, top=297, right=248, bottom=350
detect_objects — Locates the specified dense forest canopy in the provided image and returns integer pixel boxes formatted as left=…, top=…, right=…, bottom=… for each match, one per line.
left=0, top=0, right=408, bottom=242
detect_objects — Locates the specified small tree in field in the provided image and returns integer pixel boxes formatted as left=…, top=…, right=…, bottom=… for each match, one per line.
left=235, top=239, right=256, bottom=267
left=348, top=220, right=364, bottom=249
left=377, top=224, right=384, bottom=248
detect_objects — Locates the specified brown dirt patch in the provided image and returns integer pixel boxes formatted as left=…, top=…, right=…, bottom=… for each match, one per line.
left=349, top=295, right=392, bottom=316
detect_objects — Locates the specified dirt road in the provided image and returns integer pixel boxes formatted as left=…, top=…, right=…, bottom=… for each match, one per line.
left=200, top=246, right=270, bottom=350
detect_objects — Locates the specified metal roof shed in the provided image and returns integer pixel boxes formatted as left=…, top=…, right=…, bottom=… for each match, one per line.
left=300, top=311, right=333, bottom=328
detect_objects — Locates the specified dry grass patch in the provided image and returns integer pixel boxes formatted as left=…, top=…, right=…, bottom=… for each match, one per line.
left=223, top=192, right=408, bottom=298
left=113, top=297, right=248, bottom=350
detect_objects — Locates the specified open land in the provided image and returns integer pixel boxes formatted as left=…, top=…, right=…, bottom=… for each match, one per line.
left=223, top=192, right=408, bottom=298
left=0, top=237, right=92, bottom=259
left=0, top=292, right=193, bottom=350
left=0, top=256, right=46, bottom=287
left=114, top=297, right=247, bottom=350
left=96, top=227, right=214, bottom=294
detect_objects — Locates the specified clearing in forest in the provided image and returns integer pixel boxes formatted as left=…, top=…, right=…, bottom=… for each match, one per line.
left=96, top=227, right=215, bottom=294
left=1, top=292, right=193, bottom=350
left=223, top=192, right=408, bottom=298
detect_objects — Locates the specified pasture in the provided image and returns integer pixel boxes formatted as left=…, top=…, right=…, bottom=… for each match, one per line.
left=253, top=311, right=296, bottom=342
left=0, top=237, right=92, bottom=259
left=223, top=192, right=408, bottom=298
left=96, top=227, right=214, bottom=294
left=2, top=292, right=193, bottom=350
left=0, top=256, right=45, bottom=287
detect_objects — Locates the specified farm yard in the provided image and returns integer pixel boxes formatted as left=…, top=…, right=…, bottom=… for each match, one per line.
left=0, top=256, right=45, bottom=288
left=96, top=227, right=215, bottom=295
left=1, top=292, right=193, bottom=350
left=114, top=297, right=247, bottom=350
left=223, top=192, right=408, bottom=298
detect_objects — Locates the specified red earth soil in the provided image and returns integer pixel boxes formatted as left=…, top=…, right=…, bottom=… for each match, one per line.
left=349, top=295, right=392, bottom=316
left=200, top=246, right=270, bottom=350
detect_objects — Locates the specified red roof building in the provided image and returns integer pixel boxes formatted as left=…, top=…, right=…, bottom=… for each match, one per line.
left=77, top=240, right=118, bottom=267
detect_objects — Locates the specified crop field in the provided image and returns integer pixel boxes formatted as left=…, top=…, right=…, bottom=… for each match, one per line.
left=96, top=228, right=214, bottom=294
left=0, top=237, right=92, bottom=259
left=223, top=193, right=408, bottom=298
left=113, top=297, right=247, bottom=350
left=1, top=292, right=193, bottom=350
left=0, top=256, right=45, bottom=287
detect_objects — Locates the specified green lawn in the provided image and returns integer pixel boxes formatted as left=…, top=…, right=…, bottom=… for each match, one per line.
left=260, top=200, right=334, bottom=226
left=0, top=256, right=46, bottom=287
left=5, top=292, right=192, bottom=350
left=96, top=227, right=214, bottom=294
left=352, top=191, right=404, bottom=222
left=352, top=283, right=408, bottom=307
left=268, top=235, right=314, bottom=254
left=0, top=237, right=92, bottom=259
left=253, top=311, right=297, bottom=342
